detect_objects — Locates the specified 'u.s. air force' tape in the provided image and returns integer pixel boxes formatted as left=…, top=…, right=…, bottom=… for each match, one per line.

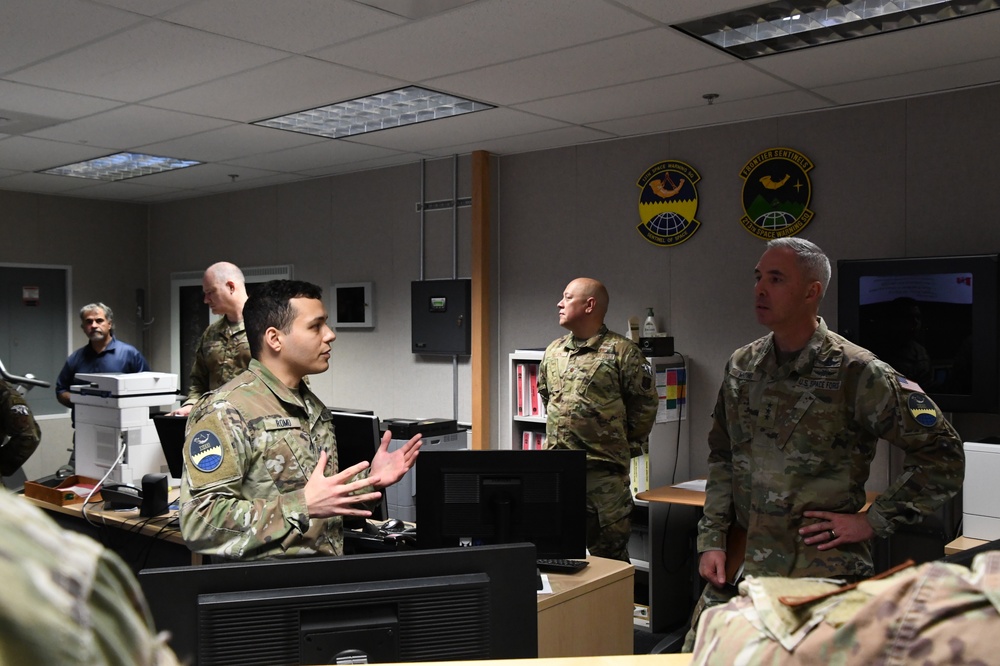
left=190, top=430, right=224, bottom=472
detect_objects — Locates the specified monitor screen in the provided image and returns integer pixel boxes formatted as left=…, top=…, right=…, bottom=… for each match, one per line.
left=139, top=543, right=538, bottom=665
left=152, top=414, right=186, bottom=479
left=838, top=254, right=999, bottom=413
left=415, top=449, right=587, bottom=559
left=330, top=410, right=385, bottom=523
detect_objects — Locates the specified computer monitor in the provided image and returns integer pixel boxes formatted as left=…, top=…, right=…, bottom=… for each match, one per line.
left=415, top=449, right=587, bottom=559
left=138, top=543, right=538, bottom=665
left=331, top=410, right=386, bottom=523
left=152, top=414, right=186, bottom=480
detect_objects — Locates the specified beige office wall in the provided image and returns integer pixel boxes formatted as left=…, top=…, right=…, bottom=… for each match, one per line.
left=497, top=83, right=1000, bottom=481
left=4, top=83, right=1000, bottom=484
left=0, top=190, right=148, bottom=479
left=146, top=157, right=478, bottom=427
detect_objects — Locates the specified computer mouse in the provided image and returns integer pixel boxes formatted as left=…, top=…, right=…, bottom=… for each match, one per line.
left=381, top=518, right=406, bottom=533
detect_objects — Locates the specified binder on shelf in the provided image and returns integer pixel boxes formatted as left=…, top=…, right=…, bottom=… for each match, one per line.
left=516, top=363, right=525, bottom=416
left=522, top=430, right=532, bottom=450
left=630, top=453, right=649, bottom=497
left=528, top=363, right=539, bottom=416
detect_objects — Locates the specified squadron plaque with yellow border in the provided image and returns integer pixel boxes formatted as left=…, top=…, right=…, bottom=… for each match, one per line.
left=636, top=160, right=702, bottom=247
left=739, top=147, right=814, bottom=240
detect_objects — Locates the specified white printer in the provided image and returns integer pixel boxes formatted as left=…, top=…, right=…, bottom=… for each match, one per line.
left=963, top=441, right=1000, bottom=541
left=70, top=372, right=179, bottom=486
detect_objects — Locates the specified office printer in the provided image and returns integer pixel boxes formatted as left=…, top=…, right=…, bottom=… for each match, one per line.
left=381, top=417, right=467, bottom=522
left=71, top=372, right=178, bottom=486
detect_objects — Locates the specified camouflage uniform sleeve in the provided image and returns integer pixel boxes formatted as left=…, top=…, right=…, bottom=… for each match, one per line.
left=537, top=350, right=550, bottom=407
left=697, top=382, right=736, bottom=553
left=621, top=345, right=658, bottom=456
left=0, top=383, right=41, bottom=476
left=859, top=361, right=965, bottom=537
left=182, top=332, right=211, bottom=408
left=178, top=400, right=310, bottom=559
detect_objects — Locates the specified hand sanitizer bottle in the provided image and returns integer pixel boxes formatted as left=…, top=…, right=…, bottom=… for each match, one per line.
left=643, top=308, right=657, bottom=337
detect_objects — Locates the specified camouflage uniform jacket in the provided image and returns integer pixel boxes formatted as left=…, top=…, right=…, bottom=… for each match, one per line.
left=0, top=379, right=41, bottom=476
left=698, top=317, right=964, bottom=580
left=181, top=316, right=251, bottom=408
left=0, top=491, right=179, bottom=666
left=692, top=552, right=1000, bottom=665
left=179, top=359, right=375, bottom=560
left=537, top=326, right=658, bottom=523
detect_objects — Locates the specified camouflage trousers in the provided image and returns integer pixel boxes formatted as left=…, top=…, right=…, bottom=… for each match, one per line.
left=689, top=552, right=1000, bottom=665
left=586, top=508, right=632, bottom=562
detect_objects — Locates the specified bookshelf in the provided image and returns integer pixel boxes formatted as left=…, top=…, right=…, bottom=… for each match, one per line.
left=509, top=350, right=546, bottom=450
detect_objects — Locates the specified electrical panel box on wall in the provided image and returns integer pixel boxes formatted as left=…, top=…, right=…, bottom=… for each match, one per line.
left=411, top=279, right=471, bottom=355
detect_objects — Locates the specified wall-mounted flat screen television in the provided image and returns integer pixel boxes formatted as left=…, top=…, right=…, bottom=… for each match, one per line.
left=837, top=253, right=999, bottom=413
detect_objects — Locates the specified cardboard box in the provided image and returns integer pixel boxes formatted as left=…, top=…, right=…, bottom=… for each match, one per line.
left=23, top=475, right=102, bottom=506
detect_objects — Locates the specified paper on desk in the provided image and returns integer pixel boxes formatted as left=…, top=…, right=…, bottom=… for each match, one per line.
left=537, top=574, right=553, bottom=595
left=672, top=479, right=707, bottom=492
left=61, top=484, right=97, bottom=498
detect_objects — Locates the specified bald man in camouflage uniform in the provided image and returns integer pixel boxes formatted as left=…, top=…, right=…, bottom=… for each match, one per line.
left=0, top=491, right=179, bottom=665
left=538, top=277, right=658, bottom=562
left=685, top=238, right=964, bottom=650
left=1, top=379, right=41, bottom=477
left=171, top=261, right=252, bottom=417
left=179, top=280, right=421, bottom=560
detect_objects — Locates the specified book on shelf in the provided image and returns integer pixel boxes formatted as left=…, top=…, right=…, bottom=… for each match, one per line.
left=630, top=453, right=649, bottom=497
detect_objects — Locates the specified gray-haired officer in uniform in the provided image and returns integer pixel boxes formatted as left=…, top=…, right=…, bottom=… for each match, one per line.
left=170, top=261, right=251, bottom=417
left=179, top=279, right=421, bottom=561
left=537, top=277, right=658, bottom=562
left=684, top=237, right=964, bottom=650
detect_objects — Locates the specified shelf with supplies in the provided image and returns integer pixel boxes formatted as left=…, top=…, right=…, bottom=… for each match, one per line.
left=509, top=350, right=547, bottom=450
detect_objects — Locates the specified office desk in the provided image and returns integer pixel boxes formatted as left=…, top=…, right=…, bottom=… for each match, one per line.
left=23, top=490, right=200, bottom=568
left=389, top=655, right=691, bottom=666
left=945, top=535, right=989, bottom=555
left=537, top=556, right=634, bottom=657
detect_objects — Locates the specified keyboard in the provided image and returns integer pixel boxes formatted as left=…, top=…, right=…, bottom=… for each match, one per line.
left=536, top=558, right=589, bottom=574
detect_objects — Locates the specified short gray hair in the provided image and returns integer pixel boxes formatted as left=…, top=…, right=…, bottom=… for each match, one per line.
left=766, top=237, right=831, bottom=298
left=79, top=302, right=113, bottom=323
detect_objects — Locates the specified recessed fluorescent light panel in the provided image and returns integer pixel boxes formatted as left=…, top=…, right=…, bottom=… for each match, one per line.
left=253, top=86, right=494, bottom=139
left=675, top=0, right=1000, bottom=59
left=42, top=152, right=201, bottom=181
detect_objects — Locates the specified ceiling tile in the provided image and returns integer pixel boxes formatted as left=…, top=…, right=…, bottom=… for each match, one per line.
left=0, top=0, right=143, bottom=73
left=423, top=125, right=617, bottom=157
left=426, top=27, right=731, bottom=106
left=145, top=56, right=403, bottom=122
left=27, top=106, right=234, bottom=150
left=312, top=0, right=656, bottom=81
left=224, top=139, right=405, bottom=172
left=7, top=21, right=286, bottom=102
left=0, top=81, right=123, bottom=120
left=161, top=0, right=408, bottom=53
left=0, top=136, right=115, bottom=172
left=514, top=63, right=795, bottom=125
left=136, top=123, right=328, bottom=163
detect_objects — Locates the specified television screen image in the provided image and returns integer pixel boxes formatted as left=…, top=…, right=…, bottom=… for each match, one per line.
left=415, top=449, right=587, bottom=559
left=838, top=253, right=999, bottom=413
left=139, top=543, right=538, bottom=665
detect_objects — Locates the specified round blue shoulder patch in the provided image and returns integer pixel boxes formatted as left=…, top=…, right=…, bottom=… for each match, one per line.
left=189, top=429, right=224, bottom=473
left=907, top=393, right=938, bottom=427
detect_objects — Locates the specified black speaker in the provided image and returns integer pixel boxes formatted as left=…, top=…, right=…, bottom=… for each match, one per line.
left=140, top=473, right=169, bottom=517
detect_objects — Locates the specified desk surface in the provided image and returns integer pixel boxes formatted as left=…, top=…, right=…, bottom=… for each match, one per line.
left=537, top=555, right=633, bottom=611
left=390, top=656, right=691, bottom=666
left=23, top=489, right=185, bottom=545
left=945, top=535, right=989, bottom=555
left=638, top=482, right=879, bottom=511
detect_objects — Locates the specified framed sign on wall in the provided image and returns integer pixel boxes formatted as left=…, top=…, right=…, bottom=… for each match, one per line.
left=333, top=282, right=374, bottom=329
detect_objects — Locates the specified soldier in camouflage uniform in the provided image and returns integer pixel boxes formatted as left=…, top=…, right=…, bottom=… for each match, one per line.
left=537, top=277, right=658, bottom=562
left=684, top=238, right=964, bottom=650
left=0, top=490, right=179, bottom=665
left=179, top=280, right=421, bottom=560
left=1, top=378, right=41, bottom=476
left=171, top=262, right=252, bottom=417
